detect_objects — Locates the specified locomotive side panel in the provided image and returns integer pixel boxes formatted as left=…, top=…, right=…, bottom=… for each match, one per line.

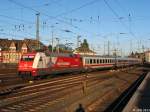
left=50, top=56, right=83, bottom=74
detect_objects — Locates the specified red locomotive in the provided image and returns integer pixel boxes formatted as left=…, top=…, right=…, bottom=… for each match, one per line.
left=18, top=52, right=141, bottom=79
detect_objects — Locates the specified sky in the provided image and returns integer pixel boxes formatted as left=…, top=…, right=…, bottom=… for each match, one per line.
left=0, top=0, right=150, bottom=56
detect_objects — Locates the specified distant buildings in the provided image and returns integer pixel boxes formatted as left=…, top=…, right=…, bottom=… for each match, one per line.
left=145, top=51, right=150, bottom=63
left=73, top=47, right=96, bottom=55
left=128, top=51, right=145, bottom=63
left=73, top=39, right=96, bottom=55
left=128, top=52, right=144, bottom=58
left=0, top=38, right=45, bottom=63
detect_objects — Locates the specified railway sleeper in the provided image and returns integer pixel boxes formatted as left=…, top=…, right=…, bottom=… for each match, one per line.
left=0, top=84, right=26, bottom=96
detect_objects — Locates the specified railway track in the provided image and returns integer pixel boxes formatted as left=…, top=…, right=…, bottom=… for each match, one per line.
left=0, top=67, right=144, bottom=112
left=0, top=68, right=20, bottom=87
left=0, top=74, right=26, bottom=94
left=0, top=68, right=111, bottom=96
left=0, top=66, right=131, bottom=96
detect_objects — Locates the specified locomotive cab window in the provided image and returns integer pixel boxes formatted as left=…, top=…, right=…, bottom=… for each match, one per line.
left=21, top=55, right=34, bottom=61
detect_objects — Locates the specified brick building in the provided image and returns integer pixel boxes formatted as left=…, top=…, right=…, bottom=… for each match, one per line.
left=0, top=38, right=45, bottom=63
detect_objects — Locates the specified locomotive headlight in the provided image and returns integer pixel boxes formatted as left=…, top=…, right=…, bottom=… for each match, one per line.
left=32, top=70, right=37, bottom=76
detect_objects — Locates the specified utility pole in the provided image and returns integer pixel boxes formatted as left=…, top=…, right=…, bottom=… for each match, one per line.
left=142, top=45, right=145, bottom=53
left=65, top=40, right=68, bottom=49
left=56, top=38, right=59, bottom=53
left=130, top=39, right=133, bottom=54
left=137, top=40, right=140, bottom=53
left=114, top=49, right=117, bottom=69
left=107, top=40, right=110, bottom=56
left=120, top=48, right=123, bottom=57
left=36, top=13, right=40, bottom=49
left=77, top=35, right=81, bottom=48
left=51, top=25, right=54, bottom=53
left=104, top=42, right=105, bottom=56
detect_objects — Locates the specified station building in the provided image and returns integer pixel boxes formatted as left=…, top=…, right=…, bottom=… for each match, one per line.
left=73, top=47, right=96, bottom=55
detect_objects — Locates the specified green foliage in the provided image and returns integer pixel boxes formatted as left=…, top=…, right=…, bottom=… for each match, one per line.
left=48, top=45, right=52, bottom=51
left=80, top=39, right=89, bottom=49
left=48, top=44, right=73, bottom=53
left=81, top=39, right=89, bottom=48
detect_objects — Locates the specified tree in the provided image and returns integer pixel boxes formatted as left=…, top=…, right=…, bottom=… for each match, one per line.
left=48, top=44, right=73, bottom=53
left=130, top=51, right=134, bottom=57
left=48, top=45, right=52, bottom=51
left=80, top=39, right=89, bottom=49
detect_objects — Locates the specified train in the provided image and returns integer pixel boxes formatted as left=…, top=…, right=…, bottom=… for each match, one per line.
left=18, top=52, right=141, bottom=79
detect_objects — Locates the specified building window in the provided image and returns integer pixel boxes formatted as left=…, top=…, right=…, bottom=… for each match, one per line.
left=100, top=59, right=102, bottom=63
left=97, top=59, right=99, bottom=64
left=93, top=59, right=96, bottom=64
left=90, top=59, right=92, bottom=64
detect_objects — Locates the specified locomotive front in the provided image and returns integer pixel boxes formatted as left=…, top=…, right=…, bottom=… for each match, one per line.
left=18, top=53, right=36, bottom=79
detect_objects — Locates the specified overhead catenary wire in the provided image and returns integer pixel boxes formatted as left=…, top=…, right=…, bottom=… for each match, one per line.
left=103, top=0, right=136, bottom=38
left=54, top=0, right=101, bottom=17
left=0, top=32, right=34, bottom=39
left=113, top=0, right=134, bottom=38
left=0, top=13, right=78, bottom=40
left=8, top=0, right=80, bottom=30
left=113, top=0, right=129, bottom=17
left=0, top=14, right=34, bottom=24
left=7, top=0, right=104, bottom=37
left=3, top=0, right=101, bottom=44
left=0, top=19, right=36, bottom=38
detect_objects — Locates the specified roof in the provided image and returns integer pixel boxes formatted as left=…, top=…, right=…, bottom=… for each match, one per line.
left=74, top=47, right=95, bottom=54
left=0, top=38, right=45, bottom=52
left=0, top=38, right=12, bottom=50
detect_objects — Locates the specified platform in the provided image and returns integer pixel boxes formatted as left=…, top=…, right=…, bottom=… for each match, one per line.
left=123, top=72, right=150, bottom=112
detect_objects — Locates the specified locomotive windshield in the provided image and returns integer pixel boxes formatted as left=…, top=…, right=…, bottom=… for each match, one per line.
left=21, top=55, right=35, bottom=61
